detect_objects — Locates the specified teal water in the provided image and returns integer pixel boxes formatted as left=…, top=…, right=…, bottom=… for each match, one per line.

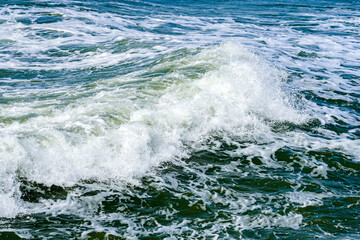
left=0, top=0, right=359, bottom=239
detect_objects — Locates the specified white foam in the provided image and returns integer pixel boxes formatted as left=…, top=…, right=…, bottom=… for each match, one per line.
left=0, top=42, right=304, bottom=218
left=0, top=193, right=20, bottom=218
left=0, top=136, right=25, bottom=218
left=234, top=212, right=303, bottom=230
left=287, top=191, right=332, bottom=208
left=0, top=3, right=358, bottom=238
left=0, top=6, right=162, bottom=70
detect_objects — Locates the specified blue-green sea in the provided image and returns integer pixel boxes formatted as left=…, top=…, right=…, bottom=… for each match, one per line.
left=0, top=0, right=359, bottom=239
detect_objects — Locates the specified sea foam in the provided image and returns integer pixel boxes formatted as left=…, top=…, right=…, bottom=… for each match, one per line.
left=0, top=42, right=304, bottom=218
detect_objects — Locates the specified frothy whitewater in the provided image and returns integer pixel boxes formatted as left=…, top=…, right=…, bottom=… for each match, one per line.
left=0, top=0, right=359, bottom=239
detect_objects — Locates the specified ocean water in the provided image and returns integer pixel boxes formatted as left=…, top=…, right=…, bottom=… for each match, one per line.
left=0, top=0, right=359, bottom=239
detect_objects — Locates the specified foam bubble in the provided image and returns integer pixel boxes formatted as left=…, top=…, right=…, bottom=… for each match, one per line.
left=0, top=193, right=20, bottom=218
left=234, top=212, right=303, bottom=230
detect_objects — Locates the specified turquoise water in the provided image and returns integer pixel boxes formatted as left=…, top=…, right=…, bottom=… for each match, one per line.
left=0, top=0, right=359, bottom=239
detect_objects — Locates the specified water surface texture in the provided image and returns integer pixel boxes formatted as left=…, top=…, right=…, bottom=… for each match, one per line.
left=0, top=0, right=359, bottom=239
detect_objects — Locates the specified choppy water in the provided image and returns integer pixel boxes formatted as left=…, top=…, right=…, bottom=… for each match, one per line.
left=0, top=0, right=359, bottom=239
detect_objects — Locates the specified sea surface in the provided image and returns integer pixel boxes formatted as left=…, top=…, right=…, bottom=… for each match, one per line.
left=0, top=0, right=359, bottom=239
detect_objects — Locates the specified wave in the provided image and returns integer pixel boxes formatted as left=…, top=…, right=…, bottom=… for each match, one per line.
left=0, top=42, right=305, bottom=218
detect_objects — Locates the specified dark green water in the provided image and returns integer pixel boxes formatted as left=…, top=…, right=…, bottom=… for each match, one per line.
left=0, top=0, right=359, bottom=239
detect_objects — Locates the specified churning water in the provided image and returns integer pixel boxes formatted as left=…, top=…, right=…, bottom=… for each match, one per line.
left=0, top=0, right=359, bottom=239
